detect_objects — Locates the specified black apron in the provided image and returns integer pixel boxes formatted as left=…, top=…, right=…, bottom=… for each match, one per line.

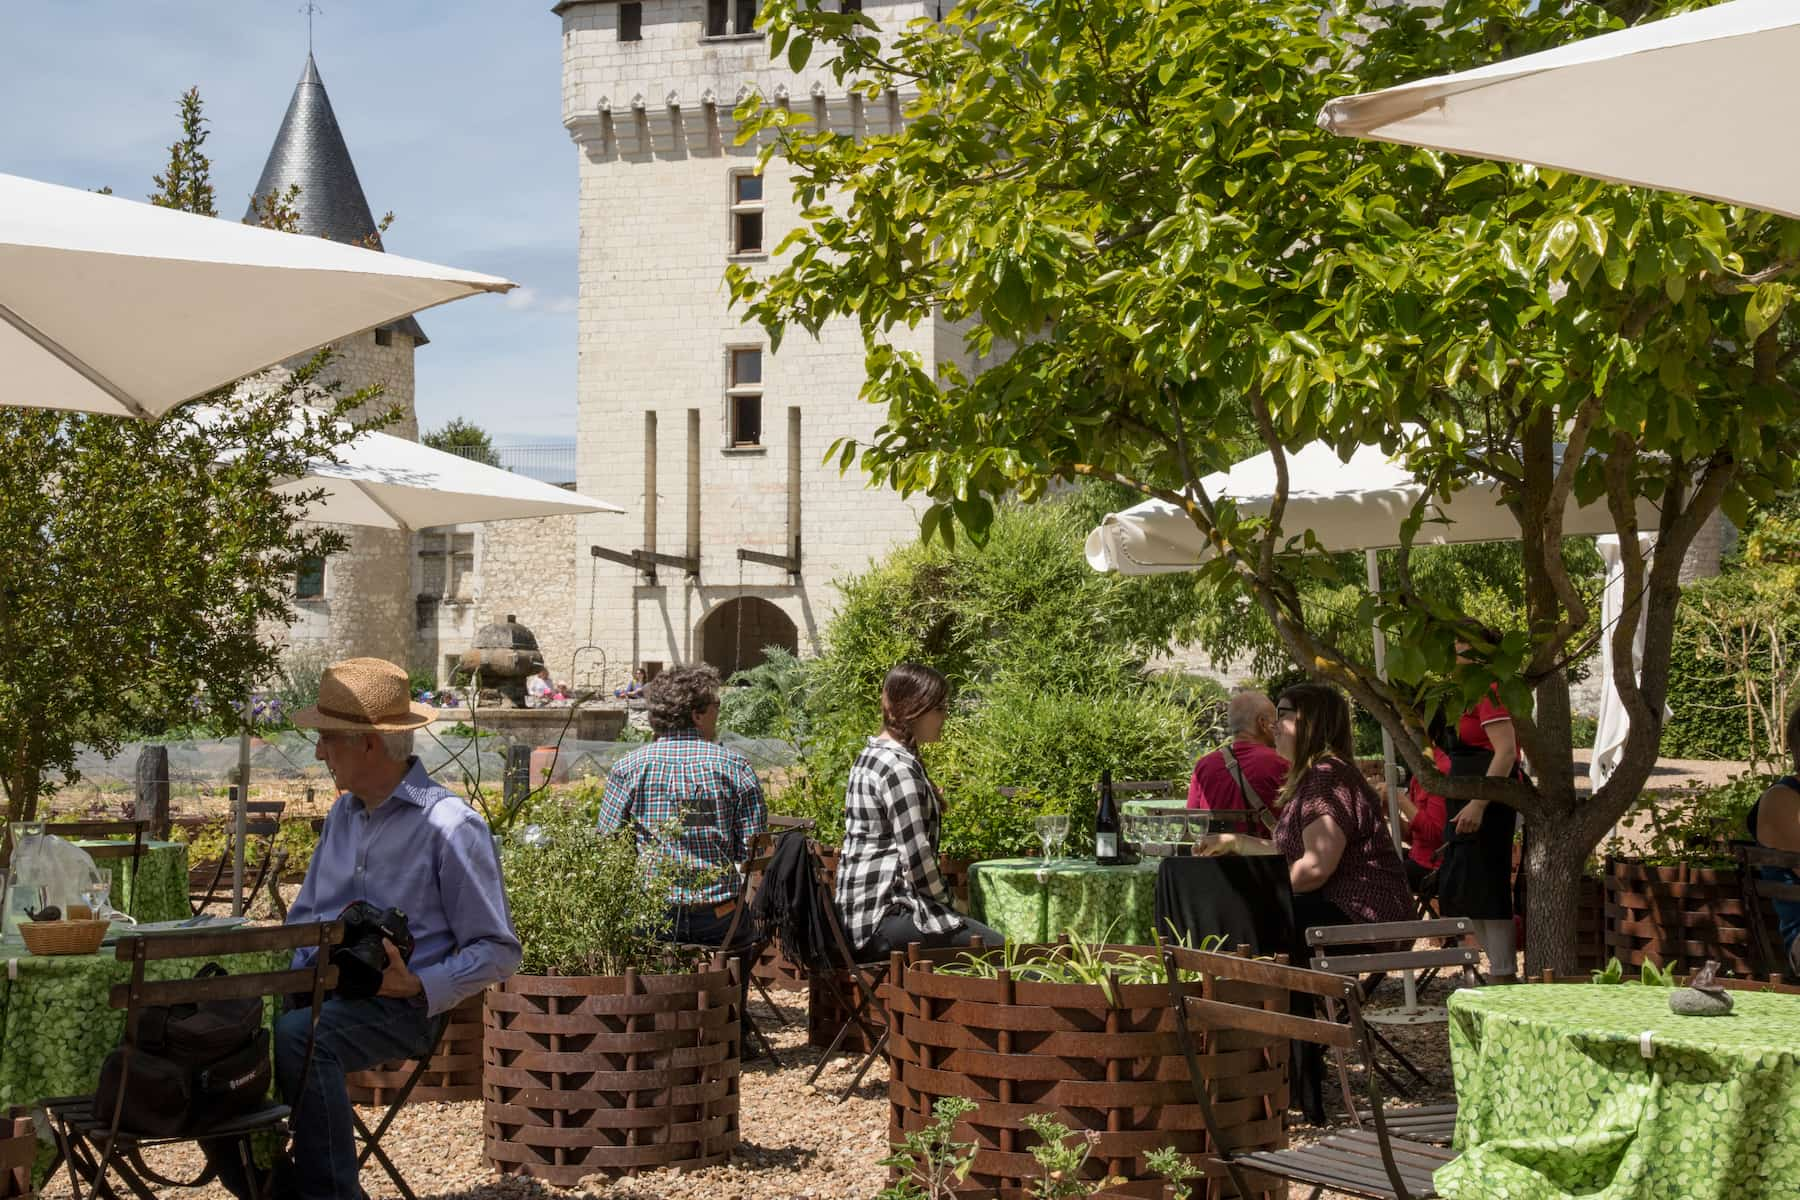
left=1434, top=711, right=1521, bottom=921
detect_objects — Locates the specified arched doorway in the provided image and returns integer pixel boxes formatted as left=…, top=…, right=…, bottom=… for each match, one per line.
left=698, top=597, right=799, bottom=679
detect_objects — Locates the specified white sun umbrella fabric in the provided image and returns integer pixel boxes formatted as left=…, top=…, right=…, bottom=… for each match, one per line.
left=1083, top=438, right=1653, bottom=575
left=1316, top=0, right=1800, bottom=219
left=0, top=172, right=514, bottom=420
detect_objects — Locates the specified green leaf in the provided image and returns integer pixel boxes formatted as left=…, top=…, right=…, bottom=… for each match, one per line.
left=788, top=35, right=813, bottom=72
left=1445, top=162, right=1500, bottom=192
left=1745, top=282, right=1787, bottom=341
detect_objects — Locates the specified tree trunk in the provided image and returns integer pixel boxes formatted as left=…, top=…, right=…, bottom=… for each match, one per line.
left=1522, top=811, right=1589, bottom=977
left=135, top=745, right=172, bottom=839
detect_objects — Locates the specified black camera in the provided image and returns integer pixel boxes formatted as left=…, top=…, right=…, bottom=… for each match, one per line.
left=331, top=901, right=414, bottom=1000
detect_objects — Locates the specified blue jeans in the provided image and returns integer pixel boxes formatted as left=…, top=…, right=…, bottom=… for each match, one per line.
left=210, top=995, right=437, bottom=1200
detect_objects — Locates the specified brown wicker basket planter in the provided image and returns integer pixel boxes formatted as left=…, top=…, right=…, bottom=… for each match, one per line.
left=885, top=946, right=1287, bottom=1199
left=0, top=1111, right=32, bottom=1200
left=481, top=963, right=741, bottom=1185
left=346, top=991, right=486, bottom=1105
left=1603, top=859, right=1778, bottom=976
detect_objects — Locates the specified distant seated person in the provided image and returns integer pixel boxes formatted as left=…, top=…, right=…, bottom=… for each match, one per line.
left=614, top=666, right=648, bottom=700
left=1403, top=745, right=1453, bottom=892
left=836, top=663, right=1002, bottom=958
left=209, top=657, right=520, bottom=1200
left=597, top=664, right=766, bottom=946
left=1188, top=689, right=1289, bottom=835
left=1748, top=705, right=1800, bottom=979
left=1202, top=683, right=1412, bottom=934
left=525, top=665, right=570, bottom=708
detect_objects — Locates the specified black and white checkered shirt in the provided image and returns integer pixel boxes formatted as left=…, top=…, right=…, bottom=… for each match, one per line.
left=835, top=735, right=963, bottom=952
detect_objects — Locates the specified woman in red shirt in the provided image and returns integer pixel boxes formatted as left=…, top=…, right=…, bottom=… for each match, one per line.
left=1434, top=660, right=1524, bottom=982
left=1404, top=746, right=1451, bottom=891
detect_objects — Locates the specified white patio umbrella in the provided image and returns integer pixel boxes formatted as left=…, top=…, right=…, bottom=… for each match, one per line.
left=1590, top=534, right=1668, bottom=793
left=0, top=172, right=514, bottom=419
left=1316, top=0, right=1800, bottom=219
left=213, top=410, right=624, bottom=911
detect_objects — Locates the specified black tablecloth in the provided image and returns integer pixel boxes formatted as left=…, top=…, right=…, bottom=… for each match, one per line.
left=1153, top=853, right=1302, bottom=961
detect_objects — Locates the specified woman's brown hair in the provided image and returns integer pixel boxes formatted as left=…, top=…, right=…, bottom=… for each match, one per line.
left=881, top=662, right=949, bottom=752
left=1277, top=682, right=1357, bottom=803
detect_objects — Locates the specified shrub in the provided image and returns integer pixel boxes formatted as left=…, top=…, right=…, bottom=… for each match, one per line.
left=1661, top=565, right=1800, bottom=763
left=720, top=646, right=812, bottom=740
left=1606, top=772, right=1775, bottom=868
left=500, top=802, right=703, bottom=977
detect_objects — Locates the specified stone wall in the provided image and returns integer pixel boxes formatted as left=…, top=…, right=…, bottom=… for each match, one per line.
left=560, top=0, right=940, bottom=690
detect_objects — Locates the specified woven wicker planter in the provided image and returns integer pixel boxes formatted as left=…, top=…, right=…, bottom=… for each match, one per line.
left=1603, top=859, right=1776, bottom=976
left=0, top=1111, right=32, bottom=1200
left=885, top=946, right=1287, bottom=1199
left=481, top=963, right=741, bottom=1185
left=346, top=991, right=486, bottom=1105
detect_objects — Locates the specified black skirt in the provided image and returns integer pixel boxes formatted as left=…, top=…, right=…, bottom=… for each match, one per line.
left=1435, top=747, right=1519, bottom=921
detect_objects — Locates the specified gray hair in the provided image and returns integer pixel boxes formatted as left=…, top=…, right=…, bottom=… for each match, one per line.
left=644, top=664, right=722, bottom=735
left=378, top=730, right=415, bottom=762
left=1227, top=689, right=1276, bottom=737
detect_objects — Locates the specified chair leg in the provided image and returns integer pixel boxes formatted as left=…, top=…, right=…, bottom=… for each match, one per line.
left=837, top=1029, right=888, bottom=1103
left=752, top=974, right=790, bottom=1027
left=1369, top=1024, right=1433, bottom=1087
left=745, top=1010, right=783, bottom=1070
left=806, top=1009, right=859, bottom=1087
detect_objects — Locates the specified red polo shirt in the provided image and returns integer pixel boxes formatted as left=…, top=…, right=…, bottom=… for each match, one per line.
left=1187, top=740, right=1290, bottom=832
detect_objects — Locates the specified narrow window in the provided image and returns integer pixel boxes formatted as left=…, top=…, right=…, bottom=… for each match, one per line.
left=373, top=327, right=393, bottom=347
left=842, top=0, right=862, bottom=11
left=735, top=0, right=759, bottom=35
left=706, top=0, right=729, bottom=36
left=730, top=171, right=764, bottom=255
left=619, top=1, right=643, bottom=40
left=728, top=348, right=764, bottom=447
left=295, top=555, right=326, bottom=600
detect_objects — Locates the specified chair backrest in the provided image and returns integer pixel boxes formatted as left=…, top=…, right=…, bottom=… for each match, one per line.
left=806, top=839, right=881, bottom=975
left=1307, top=918, right=1482, bottom=981
left=1094, top=778, right=1182, bottom=798
left=1735, top=842, right=1800, bottom=980
left=1162, top=944, right=1420, bottom=1200
left=242, top=801, right=287, bottom=839
left=49, top=820, right=148, bottom=842
left=103, top=922, right=342, bottom=1146
left=767, top=814, right=816, bottom=834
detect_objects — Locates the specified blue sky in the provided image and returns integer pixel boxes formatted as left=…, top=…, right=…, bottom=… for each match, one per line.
left=0, top=2, right=578, bottom=442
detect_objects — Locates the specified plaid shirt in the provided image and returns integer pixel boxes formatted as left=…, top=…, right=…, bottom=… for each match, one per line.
left=835, top=736, right=962, bottom=951
left=598, top=728, right=767, bottom=905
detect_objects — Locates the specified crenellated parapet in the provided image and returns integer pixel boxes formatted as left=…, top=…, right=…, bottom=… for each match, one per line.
left=564, top=82, right=909, bottom=160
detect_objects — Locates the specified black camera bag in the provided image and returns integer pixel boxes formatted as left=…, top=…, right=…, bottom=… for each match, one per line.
left=94, top=962, right=270, bottom=1136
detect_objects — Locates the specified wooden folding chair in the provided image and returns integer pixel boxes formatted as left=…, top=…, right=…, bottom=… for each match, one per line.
left=1735, top=842, right=1800, bottom=983
left=43, top=922, right=342, bottom=1200
left=700, top=831, right=784, bottom=1067
left=189, top=801, right=286, bottom=916
left=1163, top=945, right=1459, bottom=1200
left=51, top=821, right=148, bottom=883
left=802, top=839, right=898, bottom=1102
left=1307, top=918, right=1479, bottom=1142
left=349, top=1014, right=451, bottom=1200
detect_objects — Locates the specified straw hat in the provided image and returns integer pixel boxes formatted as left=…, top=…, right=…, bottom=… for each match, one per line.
left=291, top=657, right=437, bottom=733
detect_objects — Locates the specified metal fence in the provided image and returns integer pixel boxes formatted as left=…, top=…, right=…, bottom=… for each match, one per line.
left=440, top=443, right=577, bottom=488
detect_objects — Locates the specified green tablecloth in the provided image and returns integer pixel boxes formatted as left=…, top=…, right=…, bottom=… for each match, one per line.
left=81, top=840, right=189, bottom=924
left=1122, top=798, right=1187, bottom=818
left=1438, top=984, right=1800, bottom=1200
left=968, top=857, right=1160, bottom=946
left=0, top=943, right=288, bottom=1112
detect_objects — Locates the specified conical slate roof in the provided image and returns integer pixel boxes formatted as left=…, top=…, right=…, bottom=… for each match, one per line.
left=246, top=54, right=427, bottom=344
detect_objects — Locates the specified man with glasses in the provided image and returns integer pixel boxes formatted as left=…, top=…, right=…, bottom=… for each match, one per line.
left=1187, top=689, right=1290, bottom=835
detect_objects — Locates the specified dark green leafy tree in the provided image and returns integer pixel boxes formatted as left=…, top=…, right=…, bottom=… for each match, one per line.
left=730, top=0, right=1800, bottom=971
left=150, top=86, right=215, bottom=217
left=423, top=417, right=502, bottom=467
left=0, top=90, right=385, bottom=827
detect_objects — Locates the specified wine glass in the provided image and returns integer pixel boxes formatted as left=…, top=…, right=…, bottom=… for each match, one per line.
left=1034, top=813, right=1069, bottom=862
left=81, top=878, right=112, bottom=922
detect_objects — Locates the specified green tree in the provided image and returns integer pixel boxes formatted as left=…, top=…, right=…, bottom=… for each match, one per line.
left=150, top=86, right=215, bottom=217
left=423, top=417, right=502, bottom=467
left=0, top=90, right=386, bottom=828
left=730, top=0, right=1800, bottom=972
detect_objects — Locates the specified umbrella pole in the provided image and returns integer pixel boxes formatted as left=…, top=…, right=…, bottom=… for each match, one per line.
left=1366, top=550, right=1418, bottom=1013
left=233, top=693, right=251, bottom=917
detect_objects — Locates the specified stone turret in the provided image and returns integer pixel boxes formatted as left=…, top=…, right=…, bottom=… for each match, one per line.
left=252, top=53, right=422, bottom=670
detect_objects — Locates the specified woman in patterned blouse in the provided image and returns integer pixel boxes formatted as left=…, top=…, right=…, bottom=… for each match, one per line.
left=834, top=663, right=1003, bottom=958
left=1203, top=682, right=1412, bottom=933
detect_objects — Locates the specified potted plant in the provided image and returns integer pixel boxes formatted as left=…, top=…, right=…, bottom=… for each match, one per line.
left=481, top=804, right=739, bottom=1184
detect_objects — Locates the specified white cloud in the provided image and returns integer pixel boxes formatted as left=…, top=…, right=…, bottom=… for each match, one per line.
left=502, top=287, right=578, bottom=316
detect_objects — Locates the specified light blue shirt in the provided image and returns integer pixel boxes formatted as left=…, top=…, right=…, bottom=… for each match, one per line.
left=287, top=758, right=521, bottom=1016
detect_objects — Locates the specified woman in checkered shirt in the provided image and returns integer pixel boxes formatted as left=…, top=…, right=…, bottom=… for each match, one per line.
left=834, top=663, right=1004, bottom=958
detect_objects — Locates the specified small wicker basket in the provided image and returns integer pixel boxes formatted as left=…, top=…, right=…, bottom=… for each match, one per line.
left=19, top=918, right=109, bottom=956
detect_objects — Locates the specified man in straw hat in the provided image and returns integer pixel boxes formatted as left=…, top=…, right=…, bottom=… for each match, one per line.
left=209, top=657, right=520, bottom=1200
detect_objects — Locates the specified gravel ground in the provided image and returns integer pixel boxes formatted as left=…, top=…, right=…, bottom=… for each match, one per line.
left=37, top=972, right=1473, bottom=1200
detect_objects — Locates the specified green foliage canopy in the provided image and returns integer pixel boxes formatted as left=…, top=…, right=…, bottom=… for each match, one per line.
left=423, top=417, right=502, bottom=467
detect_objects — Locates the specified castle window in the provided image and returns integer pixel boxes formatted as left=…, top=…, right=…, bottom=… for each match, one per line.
left=619, top=2, right=642, bottom=41
left=705, top=0, right=759, bottom=37
left=729, top=171, right=764, bottom=255
left=374, top=327, right=393, bottom=347
left=727, top=348, right=763, bottom=448
left=842, top=0, right=862, bottom=11
left=295, top=555, right=326, bottom=601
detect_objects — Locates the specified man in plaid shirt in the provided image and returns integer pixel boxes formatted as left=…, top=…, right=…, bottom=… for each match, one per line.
left=598, top=664, right=766, bottom=946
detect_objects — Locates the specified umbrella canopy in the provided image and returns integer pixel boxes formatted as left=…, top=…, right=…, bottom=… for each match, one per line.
left=0, top=172, right=513, bottom=420
left=275, top=423, right=624, bottom=528
left=1084, top=439, right=1657, bottom=575
left=1316, top=0, right=1800, bottom=218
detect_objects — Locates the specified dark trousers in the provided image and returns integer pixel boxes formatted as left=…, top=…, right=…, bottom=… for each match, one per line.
left=854, top=910, right=1004, bottom=961
left=209, top=995, right=437, bottom=1200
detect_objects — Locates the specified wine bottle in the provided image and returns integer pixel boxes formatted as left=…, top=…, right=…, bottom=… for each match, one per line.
left=1095, top=769, right=1121, bottom=865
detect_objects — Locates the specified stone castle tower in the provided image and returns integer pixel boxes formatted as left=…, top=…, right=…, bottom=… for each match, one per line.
left=249, top=53, right=423, bottom=670
left=557, top=0, right=963, bottom=686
